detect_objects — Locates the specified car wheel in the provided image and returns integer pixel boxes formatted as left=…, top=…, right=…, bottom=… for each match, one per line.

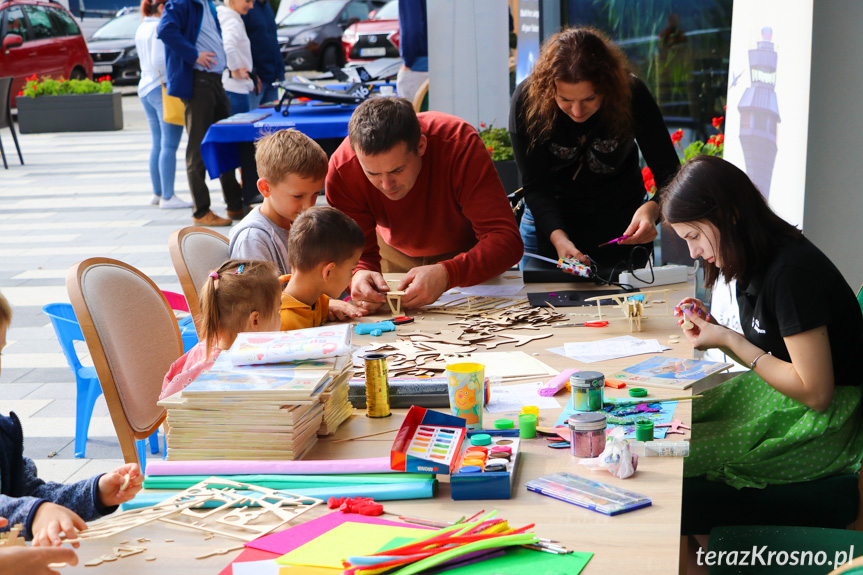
left=319, top=44, right=340, bottom=71
left=69, top=67, right=87, bottom=80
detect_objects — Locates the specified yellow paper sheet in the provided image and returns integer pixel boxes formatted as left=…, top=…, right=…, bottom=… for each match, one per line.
left=275, top=522, right=424, bottom=569
left=278, top=566, right=340, bottom=575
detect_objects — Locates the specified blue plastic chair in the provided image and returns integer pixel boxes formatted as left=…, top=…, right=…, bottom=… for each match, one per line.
left=43, top=303, right=160, bottom=463
left=162, top=290, right=198, bottom=353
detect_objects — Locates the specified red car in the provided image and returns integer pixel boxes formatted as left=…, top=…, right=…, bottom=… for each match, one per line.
left=341, top=0, right=398, bottom=63
left=0, top=0, right=93, bottom=107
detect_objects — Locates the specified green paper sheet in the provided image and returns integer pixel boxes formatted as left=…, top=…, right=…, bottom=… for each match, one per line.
left=445, top=547, right=593, bottom=575
left=275, top=523, right=426, bottom=569
left=142, top=473, right=433, bottom=490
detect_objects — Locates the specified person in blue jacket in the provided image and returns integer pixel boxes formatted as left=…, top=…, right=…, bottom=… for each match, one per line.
left=157, top=0, right=245, bottom=226
left=396, top=0, right=428, bottom=103
left=242, top=0, right=284, bottom=107
left=0, top=291, right=143, bottom=548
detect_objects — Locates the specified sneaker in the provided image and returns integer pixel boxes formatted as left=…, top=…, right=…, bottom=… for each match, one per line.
left=192, top=210, right=232, bottom=227
left=160, top=195, right=194, bottom=209
left=226, top=208, right=246, bottom=220
left=150, top=194, right=161, bottom=206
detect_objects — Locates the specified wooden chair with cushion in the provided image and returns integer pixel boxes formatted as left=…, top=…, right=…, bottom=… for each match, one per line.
left=67, top=258, right=184, bottom=468
left=412, top=78, right=429, bottom=113
left=168, top=226, right=230, bottom=338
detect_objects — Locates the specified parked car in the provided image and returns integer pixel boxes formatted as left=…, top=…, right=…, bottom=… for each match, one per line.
left=341, top=0, right=397, bottom=63
left=87, top=8, right=140, bottom=85
left=0, top=0, right=93, bottom=107
left=276, top=0, right=385, bottom=71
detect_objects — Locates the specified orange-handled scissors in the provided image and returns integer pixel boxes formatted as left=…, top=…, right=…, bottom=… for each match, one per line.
left=552, top=321, right=609, bottom=328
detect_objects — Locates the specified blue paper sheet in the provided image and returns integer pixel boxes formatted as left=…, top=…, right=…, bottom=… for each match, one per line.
left=120, top=480, right=437, bottom=511
left=555, top=395, right=678, bottom=440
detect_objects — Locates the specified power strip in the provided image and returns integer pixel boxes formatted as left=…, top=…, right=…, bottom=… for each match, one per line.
left=618, top=264, right=689, bottom=288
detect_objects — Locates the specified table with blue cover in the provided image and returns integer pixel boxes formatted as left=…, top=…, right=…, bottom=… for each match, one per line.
left=201, top=102, right=358, bottom=204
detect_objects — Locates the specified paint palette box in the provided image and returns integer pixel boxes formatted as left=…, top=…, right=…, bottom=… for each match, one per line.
left=390, top=406, right=467, bottom=474
left=450, top=433, right=521, bottom=500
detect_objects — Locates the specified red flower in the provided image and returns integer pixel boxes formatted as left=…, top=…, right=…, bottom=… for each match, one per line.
left=707, top=136, right=716, bottom=145
left=723, top=105, right=727, bottom=111
left=488, top=146, right=493, bottom=154
left=479, top=122, right=486, bottom=129
left=712, top=116, right=724, bottom=129
left=714, top=134, right=724, bottom=145
left=670, top=129, right=684, bottom=144
left=17, top=90, right=23, bottom=97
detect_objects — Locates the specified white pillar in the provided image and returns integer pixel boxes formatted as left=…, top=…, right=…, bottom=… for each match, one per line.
left=427, top=0, right=510, bottom=129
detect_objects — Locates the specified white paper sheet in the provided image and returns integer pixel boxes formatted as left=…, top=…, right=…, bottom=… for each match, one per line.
left=485, top=381, right=562, bottom=413
left=550, top=336, right=670, bottom=363
left=232, top=559, right=281, bottom=575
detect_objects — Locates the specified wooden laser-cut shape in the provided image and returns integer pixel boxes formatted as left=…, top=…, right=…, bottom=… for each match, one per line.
left=386, top=291, right=405, bottom=315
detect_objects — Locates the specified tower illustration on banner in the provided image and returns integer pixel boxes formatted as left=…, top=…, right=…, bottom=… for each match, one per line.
left=737, top=27, right=781, bottom=199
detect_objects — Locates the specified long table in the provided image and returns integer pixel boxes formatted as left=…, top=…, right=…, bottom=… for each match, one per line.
left=64, top=280, right=696, bottom=574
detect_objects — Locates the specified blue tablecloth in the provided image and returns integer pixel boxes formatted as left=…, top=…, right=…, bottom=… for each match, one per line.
left=201, top=102, right=357, bottom=179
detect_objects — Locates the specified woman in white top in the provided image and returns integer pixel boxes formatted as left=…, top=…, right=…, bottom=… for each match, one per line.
left=217, top=0, right=258, bottom=114
left=134, top=0, right=192, bottom=209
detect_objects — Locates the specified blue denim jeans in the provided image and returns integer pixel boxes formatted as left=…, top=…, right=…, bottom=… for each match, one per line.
left=226, top=90, right=252, bottom=115
left=519, top=206, right=539, bottom=270
left=251, top=83, right=280, bottom=109
left=141, top=87, right=184, bottom=200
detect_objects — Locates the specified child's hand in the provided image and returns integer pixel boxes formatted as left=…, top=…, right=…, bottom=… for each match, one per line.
left=31, top=502, right=87, bottom=548
left=673, top=297, right=713, bottom=328
left=97, top=463, right=143, bottom=507
left=328, top=299, right=368, bottom=321
left=0, top=545, right=78, bottom=575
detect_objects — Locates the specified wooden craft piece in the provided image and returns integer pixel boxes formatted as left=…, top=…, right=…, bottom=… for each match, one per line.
left=159, top=477, right=323, bottom=542
left=195, top=544, right=245, bottom=560
left=0, top=523, right=24, bottom=547
left=505, top=332, right=553, bottom=347
left=113, top=545, right=145, bottom=558
left=84, top=559, right=103, bottom=567
left=655, top=419, right=691, bottom=435
left=145, top=556, right=157, bottom=561
left=386, top=291, right=405, bottom=315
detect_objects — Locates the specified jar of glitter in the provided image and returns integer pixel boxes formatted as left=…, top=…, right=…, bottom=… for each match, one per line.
left=570, top=371, right=605, bottom=411
left=568, top=413, right=608, bottom=458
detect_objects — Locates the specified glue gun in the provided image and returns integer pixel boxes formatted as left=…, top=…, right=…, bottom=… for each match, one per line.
left=354, top=321, right=396, bottom=336
left=523, top=252, right=593, bottom=278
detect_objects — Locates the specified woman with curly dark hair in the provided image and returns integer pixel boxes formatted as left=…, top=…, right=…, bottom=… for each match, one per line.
left=509, top=27, right=679, bottom=274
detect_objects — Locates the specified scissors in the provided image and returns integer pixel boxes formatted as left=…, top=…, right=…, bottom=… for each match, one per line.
left=551, top=321, right=609, bottom=328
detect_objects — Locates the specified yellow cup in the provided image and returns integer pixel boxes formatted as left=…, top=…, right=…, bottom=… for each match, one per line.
left=446, top=362, right=485, bottom=430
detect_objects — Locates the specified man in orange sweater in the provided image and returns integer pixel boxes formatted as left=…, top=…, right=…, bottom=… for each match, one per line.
left=326, top=98, right=523, bottom=312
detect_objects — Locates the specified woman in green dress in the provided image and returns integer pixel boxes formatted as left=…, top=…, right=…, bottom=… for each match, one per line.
left=663, top=156, right=863, bottom=493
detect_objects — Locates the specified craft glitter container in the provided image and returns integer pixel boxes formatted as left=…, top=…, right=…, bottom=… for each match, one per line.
left=570, top=371, right=605, bottom=411
left=568, top=413, right=608, bottom=458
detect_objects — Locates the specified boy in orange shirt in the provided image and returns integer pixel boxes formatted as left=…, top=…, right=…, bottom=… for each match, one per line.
left=280, top=207, right=367, bottom=330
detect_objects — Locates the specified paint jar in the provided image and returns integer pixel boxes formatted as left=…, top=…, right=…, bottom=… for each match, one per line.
left=570, top=371, right=605, bottom=411
left=518, top=413, right=537, bottom=439
left=568, top=413, right=607, bottom=458
left=635, top=420, right=654, bottom=442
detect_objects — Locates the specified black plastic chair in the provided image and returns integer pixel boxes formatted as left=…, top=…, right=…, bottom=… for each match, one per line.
left=0, top=77, right=24, bottom=169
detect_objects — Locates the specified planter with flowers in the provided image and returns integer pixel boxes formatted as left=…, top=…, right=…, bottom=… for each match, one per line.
left=643, top=114, right=725, bottom=264
left=16, top=75, right=123, bottom=134
left=478, top=123, right=521, bottom=195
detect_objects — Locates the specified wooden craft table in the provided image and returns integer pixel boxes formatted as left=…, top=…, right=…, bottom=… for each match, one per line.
left=64, top=279, right=697, bottom=574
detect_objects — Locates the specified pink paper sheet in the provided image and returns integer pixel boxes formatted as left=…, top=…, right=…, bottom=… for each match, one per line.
left=145, top=458, right=393, bottom=476
left=246, top=511, right=429, bottom=555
